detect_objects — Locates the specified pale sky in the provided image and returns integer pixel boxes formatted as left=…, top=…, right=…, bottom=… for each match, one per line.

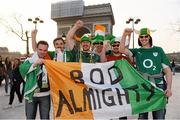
left=0, top=0, right=180, bottom=54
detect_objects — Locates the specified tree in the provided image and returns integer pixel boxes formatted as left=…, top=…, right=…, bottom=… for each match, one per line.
left=0, top=13, right=30, bottom=56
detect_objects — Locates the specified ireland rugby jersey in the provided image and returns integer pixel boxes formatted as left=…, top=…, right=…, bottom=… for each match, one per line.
left=130, top=46, right=170, bottom=83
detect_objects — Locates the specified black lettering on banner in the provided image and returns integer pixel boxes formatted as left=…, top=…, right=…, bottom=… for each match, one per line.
left=90, top=68, right=104, bottom=84
left=69, top=90, right=82, bottom=112
left=126, top=85, right=140, bottom=102
left=115, top=88, right=130, bottom=105
left=95, top=89, right=102, bottom=109
left=102, top=88, right=116, bottom=106
left=141, top=83, right=155, bottom=101
left=83, top=88, right=96, bottom=111
left=56, top=90, right=74, bottom=117
left=108, top=65, right=123, bottom=85
left=70, top=70, right=84, bottom=83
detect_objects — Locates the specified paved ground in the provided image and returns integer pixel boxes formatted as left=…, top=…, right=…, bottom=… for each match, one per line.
left=0, top=73, right=180, bottom=119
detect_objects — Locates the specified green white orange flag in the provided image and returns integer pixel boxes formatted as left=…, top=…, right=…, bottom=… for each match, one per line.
left=44, top=60, right=167, bottom=119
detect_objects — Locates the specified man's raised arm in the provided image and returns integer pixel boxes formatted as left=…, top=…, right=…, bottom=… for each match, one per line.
left=66, top=20, right=84, bottom=50
left=31, top=29, right=38, bottom=52
left=119, top=28, right=133, bottom=56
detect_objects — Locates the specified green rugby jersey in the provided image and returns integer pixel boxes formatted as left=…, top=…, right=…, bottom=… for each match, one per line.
left=130, top=46, right=170, bottom=83
left=70, top=48, right=100, bottom=63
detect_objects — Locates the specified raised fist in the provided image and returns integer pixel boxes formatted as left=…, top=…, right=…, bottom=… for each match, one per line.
left=31, top=29, right=38, bottom=36
left=75, top=20, right=84, bottom=28
left=124, top=28, right=133, bottom=36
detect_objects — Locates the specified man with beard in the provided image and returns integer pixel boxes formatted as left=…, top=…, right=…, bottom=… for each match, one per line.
left=104, top=35, right=132, bottom=119
left=66, top=20, right=100, bottom=63
left=105, top=35, right=133, bottom=65
left=31, top=29, right=72, bottom=62
left=92, top=34, right=107, bottom=62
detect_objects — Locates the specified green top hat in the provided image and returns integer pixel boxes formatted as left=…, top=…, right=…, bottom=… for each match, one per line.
left=80, top=34, right=91, bottom=43
left=92, top=34, right=104, bottom=44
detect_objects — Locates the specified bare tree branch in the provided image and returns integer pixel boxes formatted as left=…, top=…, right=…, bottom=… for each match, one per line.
left=0, top=14, right=30, bottom=55
left=14, top=14, right=25, bottom=40
left=0, top=14, right=26, bottom=41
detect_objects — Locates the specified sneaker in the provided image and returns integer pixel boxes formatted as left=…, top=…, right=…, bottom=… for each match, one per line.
left=3, top=104, right=12, bottom=109
left=4, top=93, right=10, bottom=96
left=19, top=102, right=23, bottom=106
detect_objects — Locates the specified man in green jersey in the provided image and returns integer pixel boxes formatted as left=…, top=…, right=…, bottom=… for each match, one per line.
left=119, top=28, right=172, bottom=119
left=66, top=20, right=100, bottom=63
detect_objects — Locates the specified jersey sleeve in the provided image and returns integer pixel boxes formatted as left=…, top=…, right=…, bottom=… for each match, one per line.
left=158, top=47, right=171, bottom=67
left=129, top=48, right=138, bottom=57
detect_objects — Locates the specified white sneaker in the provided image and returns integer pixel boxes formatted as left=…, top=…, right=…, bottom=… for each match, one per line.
left=18, top=102, right=23, bottom=106
left=3, top=104, right=12, bottom=109
left=4, top=93, right=10, bottom=96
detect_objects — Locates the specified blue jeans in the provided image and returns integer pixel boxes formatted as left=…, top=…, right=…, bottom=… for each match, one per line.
left=172, top=67, right=175, bottom=75
left=25, top=95, right=51, bottom=119
left=138, top=84, right=166, bottom=120
left=4, top=75, right=9, bottom=94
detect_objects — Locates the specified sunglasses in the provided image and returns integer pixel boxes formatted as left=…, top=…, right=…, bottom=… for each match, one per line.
left=139, top=35, right=149, bottom=39
left=93, top=42, right=103, bottom=45
left=112, top=44, right=119, bottom=47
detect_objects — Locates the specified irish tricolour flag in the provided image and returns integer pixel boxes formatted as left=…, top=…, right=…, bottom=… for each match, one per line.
left=44, top=60, right=166, bottom=119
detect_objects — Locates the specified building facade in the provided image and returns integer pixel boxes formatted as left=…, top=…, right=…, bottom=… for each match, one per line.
left=0, top=47, right=21, bottom=60
left=51, top=0, right=115, bottom=38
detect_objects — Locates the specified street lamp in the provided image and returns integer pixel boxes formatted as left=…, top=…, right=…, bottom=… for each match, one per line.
left=62, top=32, right=66, bottom=41
left=23, top=17, right=44, bottom=56
left=126, top=17, right=141, bottom=49
left=28, top=17, right=44, bottom=29
left=25, top=31, right=30, bottom=56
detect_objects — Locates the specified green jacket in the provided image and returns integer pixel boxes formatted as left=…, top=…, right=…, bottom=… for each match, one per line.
left=19, top=60, right=40, bottom=102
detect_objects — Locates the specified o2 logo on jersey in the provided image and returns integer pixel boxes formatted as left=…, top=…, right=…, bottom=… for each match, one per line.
left=143, top=59, right=156, bottom=71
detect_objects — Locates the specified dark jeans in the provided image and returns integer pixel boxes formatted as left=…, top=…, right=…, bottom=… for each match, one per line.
left=119, top=116, right=127, bottom=119
left=138, top=84, right=166, bottom=120
left=25, top=95, right=51, bottom=120
left=139, top=109, right=166, bottom=119
left=9, top=83, right=22, bottom=104
left=0, top=75, right=3, bottom=86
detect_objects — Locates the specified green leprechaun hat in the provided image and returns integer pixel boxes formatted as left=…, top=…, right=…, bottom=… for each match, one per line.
left=140, top=28, right=151, bottom=36
left=105, top=34, right=117, bottom=45
left=134, top=28, right=156, bottom=36
left=80, top=34, right=91, bottom=43
left=92, top=34, right=104, bottom=44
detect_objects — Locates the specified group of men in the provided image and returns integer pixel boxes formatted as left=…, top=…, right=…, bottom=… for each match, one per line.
left=19, top=20, right=172, bottom=119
